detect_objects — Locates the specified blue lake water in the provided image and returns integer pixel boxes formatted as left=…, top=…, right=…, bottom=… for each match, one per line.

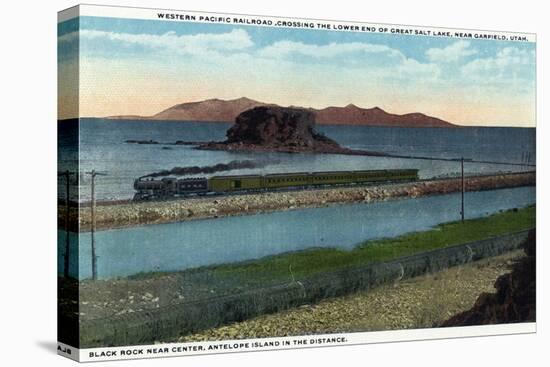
left=58, top=119, right=535, bottom=201
left=58, top=186, right=535, bottom=280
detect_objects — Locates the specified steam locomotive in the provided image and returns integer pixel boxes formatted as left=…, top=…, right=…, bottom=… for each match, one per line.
left=133, top=169, right=419, bottom=201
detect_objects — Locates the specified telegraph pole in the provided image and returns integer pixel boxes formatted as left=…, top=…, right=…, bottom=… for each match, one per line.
left=461, top=157, right=465, bottom=222
left=86, top=170, right=107, bottom=280
left=59, top=170, right=74, bottom=278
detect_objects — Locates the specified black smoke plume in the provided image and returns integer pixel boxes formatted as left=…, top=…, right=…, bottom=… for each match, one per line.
left=139, top=159, right=278, bottom=179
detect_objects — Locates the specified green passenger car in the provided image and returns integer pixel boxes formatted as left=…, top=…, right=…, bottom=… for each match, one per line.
left=263, top=173, right=311, bottom=189
left=209, top=175, right=263, bottom=192
left=310, top=171, right=357, bottom=186
left=207, top=169, right=419, bottom=193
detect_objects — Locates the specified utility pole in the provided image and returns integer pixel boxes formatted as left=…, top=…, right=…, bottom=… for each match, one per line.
left=59, top=170, right=74, bottom=278
left=461, top=157, right=465, bottom=222
left=85, top=170, right=107, bottom=280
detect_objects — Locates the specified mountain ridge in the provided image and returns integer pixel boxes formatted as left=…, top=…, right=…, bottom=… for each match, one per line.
left=106, top=97, right=458, bottom=128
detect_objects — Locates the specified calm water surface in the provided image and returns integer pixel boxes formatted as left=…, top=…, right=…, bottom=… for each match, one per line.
left=58, top=119, right=535, bottom=201
left=58, top=186, right=535, bottom=280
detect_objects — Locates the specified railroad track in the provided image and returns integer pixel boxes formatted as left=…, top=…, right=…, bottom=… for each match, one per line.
left=77, top=170, right=535, bottom=207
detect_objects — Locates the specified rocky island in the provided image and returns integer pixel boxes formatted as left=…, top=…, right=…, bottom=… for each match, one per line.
left=199, top=106, right=373, bottom=155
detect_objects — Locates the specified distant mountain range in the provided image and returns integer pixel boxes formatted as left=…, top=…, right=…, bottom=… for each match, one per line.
left=107, top=97, right=457, bottom=128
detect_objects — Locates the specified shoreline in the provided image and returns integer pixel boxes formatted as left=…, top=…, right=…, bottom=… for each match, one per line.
left=61, top=171, right=535, bottom=232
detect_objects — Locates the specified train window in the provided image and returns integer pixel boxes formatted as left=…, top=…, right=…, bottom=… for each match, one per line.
left=235, top=180, right=241, bottom=188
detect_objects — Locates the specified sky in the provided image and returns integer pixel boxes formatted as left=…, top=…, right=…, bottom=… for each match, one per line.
left=58, top=16, right=536, bottom=127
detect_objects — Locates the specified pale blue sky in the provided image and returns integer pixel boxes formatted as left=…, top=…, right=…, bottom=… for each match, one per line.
left=58, top=16, right=536, bottom=126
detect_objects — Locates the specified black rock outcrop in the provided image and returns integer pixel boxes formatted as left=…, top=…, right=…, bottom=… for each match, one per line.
left=200, top=106, right=348, bottom=154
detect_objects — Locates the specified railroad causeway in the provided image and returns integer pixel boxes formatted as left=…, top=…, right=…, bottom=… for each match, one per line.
left=63, top=171, right=535, bottom=231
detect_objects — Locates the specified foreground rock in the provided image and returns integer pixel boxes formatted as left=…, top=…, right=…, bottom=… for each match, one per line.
left=199, top=106, right=356, bottom=154
left=442, top=231, right=536, bottom=326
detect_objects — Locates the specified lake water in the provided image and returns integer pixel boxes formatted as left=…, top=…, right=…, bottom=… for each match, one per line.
left=58, top=119, right=535, bottom=201
left=58, top=186, right=535, bottom=280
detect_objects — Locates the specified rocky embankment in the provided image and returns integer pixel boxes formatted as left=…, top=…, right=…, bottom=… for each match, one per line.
left=61, top=172, right=535, bottom=232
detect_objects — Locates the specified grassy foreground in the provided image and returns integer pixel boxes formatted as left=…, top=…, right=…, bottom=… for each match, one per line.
left=210, top=206, right=535, bottom=282
left=179, top=250, right=524, bottom=341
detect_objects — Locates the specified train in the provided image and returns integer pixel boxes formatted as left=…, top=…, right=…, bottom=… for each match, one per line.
left=133, top=169, right=419, bottom=201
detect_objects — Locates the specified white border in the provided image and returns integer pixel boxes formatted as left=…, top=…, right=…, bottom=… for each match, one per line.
left=0, top=0, right=544, bottom=366
left=57, top=3, right=535, bottom=43
left=59, top=323, right=536, bottom=362
left=55, top=3, right=538, bottom=364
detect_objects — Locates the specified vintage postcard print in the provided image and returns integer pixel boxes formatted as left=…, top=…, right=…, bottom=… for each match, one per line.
left=58, top=4, right=536, bottom=362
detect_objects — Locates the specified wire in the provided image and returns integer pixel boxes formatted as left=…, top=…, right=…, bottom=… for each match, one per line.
left=379, top=153, right=536, bottom=167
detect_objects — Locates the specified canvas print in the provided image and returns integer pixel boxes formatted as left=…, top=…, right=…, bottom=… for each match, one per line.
left=58, top=5, right=536, bottom=362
